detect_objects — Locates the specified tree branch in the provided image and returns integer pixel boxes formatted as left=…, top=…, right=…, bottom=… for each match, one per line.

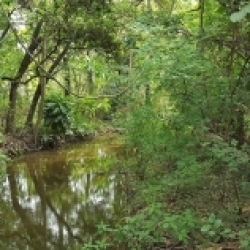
left=0, top=1, right=132, bottom=100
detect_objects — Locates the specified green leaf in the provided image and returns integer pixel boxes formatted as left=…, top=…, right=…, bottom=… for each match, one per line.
left=239, top=230, right=248, bottom=237
left=241, top=239, right=250, bottom=248
left=208, top=213, right=216, bottom=223
left=208, top=230, right=216, bottom=237
left=230, top=11, right=246, bottom=22
left=201, top=224, right=211, bottom=232
left=214, top=219, right=222, bottom=228
left=230, top=4, right=250, bottom=22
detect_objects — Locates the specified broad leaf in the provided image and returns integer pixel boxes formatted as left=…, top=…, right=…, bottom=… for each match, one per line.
left=230, top=3, right=250, bottom=22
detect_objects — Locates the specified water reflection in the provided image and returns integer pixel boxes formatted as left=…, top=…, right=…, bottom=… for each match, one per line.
left=0, top=135, right=127, bottom=249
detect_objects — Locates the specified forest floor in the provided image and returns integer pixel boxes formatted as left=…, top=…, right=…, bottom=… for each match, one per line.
left=153, top=241, right=240, bottom=250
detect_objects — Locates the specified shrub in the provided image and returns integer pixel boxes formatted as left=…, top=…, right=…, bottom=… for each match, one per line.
left=43, top=94, right=71, bottom=135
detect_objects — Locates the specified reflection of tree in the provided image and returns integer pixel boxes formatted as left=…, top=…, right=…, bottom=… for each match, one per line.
left=7, top=165, right=47, bottom=249
left=75, top=172, right=128, bottom=238
left=28, top=163, right=84, bottom=245
left=39, top=152, right=72, bottom=190
left=113, top=173, right=128, bottom=216
left=6, top=162, right=83, bottom=250
left=1, top=137, right=127, bottom=249
left=0, top=196, right=29, bottom=250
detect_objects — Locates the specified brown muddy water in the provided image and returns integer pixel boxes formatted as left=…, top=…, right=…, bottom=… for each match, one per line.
left=0, top=134, right=129, bottom=250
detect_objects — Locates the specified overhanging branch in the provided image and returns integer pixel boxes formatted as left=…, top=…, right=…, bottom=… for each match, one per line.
left=0, top=1, right=132, bottom=99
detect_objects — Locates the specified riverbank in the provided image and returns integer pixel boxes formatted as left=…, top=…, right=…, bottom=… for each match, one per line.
left=0, top=125, right=125, bottom=157
left=0, top=131, right=92, bottom=157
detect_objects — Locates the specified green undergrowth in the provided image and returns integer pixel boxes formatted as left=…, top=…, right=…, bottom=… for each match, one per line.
left=41, top=93, right=113, bottom=146
left=80, top=105, right=250, bottom=250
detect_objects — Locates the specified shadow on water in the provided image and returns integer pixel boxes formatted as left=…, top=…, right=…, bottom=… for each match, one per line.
left=0, top=134, right=128, bottom=250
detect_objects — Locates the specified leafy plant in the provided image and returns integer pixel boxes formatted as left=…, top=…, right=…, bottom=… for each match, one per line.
left=90, top=205, right=200, bottom=250
left=201, top=213, right=224, bottom=242
left=81, top=237, right=111, bottom=250
left=126, top=106, right=168, bottom=161
left=69, top=97, right=111, bottom=134
left=239, top=228, right=250, bottom=249
left=43, top=94, right=72, bottom=135
left=160, top=209, right=200, bottom=244
left=201, top=213, right=235, bottom=243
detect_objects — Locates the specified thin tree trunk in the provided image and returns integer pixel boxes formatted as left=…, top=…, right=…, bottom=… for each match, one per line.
left=25, top=83, right=42, bottom=128
left=34, top=41, right=46, bottom=145
left=64, top=57, right=71, bottom=96
left=34, top=75, right=46, bottom=145
left=5, top=81, right=19, bottom=133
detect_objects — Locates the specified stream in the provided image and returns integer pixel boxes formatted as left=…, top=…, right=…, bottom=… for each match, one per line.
left=0, top=134, right=128, bottom=250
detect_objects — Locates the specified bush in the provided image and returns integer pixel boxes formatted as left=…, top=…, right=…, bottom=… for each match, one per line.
left=43, top=94, right=72, bottom=135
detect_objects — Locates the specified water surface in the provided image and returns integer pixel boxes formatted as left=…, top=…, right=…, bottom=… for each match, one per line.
left=0, top=135, right=128, bottom=250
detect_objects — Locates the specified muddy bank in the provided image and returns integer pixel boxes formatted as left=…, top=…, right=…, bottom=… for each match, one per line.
left=0, top=131, right=95, bottom=157
left=0, top=126, right=125, bottom=157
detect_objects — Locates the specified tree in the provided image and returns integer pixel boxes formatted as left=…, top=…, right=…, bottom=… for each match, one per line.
left=0, top=0, right=121, bottom=134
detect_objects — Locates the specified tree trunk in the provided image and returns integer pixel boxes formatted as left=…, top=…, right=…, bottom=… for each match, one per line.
left=25, top=43, right=70, bottom=128
left=4, top=20, right=43, bottom=133
left=34, top=76, right=46, bottom=145
left=235, top=108, right=245, bottom=149
left=64, top=57, right=71, bottom=96
left=25, top=83, right=42, bottom=128
left=5, top=81, right=19, bottom=133
left=34, top=41, right=46, bottom=145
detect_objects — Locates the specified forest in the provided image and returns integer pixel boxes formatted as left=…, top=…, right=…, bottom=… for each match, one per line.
left=0, top=0, right=250, bottom=249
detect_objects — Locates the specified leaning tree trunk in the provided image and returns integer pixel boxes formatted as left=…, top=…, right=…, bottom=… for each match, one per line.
left=25, top=44, right=70, bottom=128
left=5, top=81, right=19, bottom=133
left=25, top=83, right=42, bottom=128
left=5, top=20, right=44, bottom=133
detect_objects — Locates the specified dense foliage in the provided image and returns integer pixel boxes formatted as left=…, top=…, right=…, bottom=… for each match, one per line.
left=0, top=0, right=250, bottom=249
